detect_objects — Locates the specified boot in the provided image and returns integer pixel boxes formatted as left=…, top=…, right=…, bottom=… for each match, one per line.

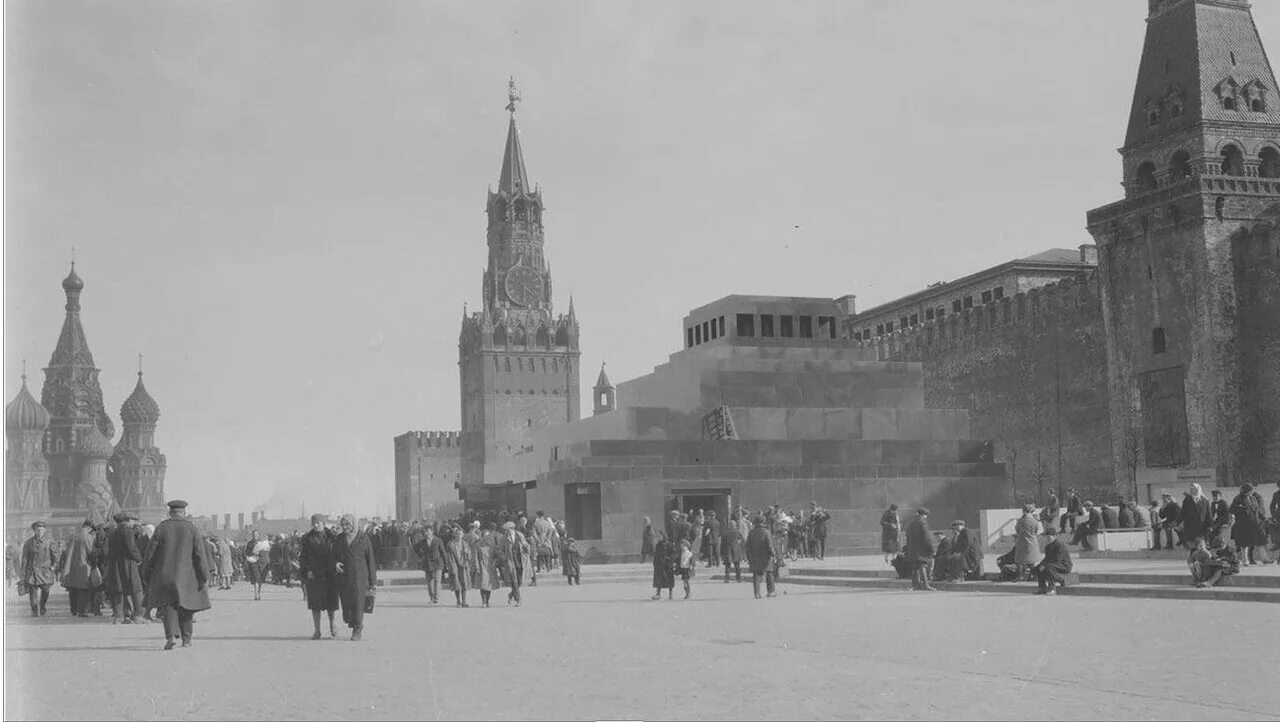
left=351, top=626, right=362, bottom=642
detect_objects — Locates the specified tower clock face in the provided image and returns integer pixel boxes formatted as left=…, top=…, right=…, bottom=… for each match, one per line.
left=504, top=266, right=544, bottom=307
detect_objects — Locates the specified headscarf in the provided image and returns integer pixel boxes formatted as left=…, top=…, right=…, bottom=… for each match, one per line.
left=1190, top=483, right=1206, bottom=501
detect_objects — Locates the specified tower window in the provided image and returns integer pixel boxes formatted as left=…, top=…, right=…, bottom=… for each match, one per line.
left=1221, top=144, right=1244, bottom=175
left=702, top=321, right=711, bottom=342
left=1223, top=97, right=1237, bottom=110
left=1148, top=110, right=1160, bottom=127
left=1253, top=98, right=1266, bottom=112
left=981, top=290, right=993, bottom=304
left=908, top=313, right=918, bottom=327
left=963, top=296, right=974, bottom=309
left=925, top=308, right=935, bottom=321
left=798, top=316, right=813, bottom=338
left=1231, top=52, right=1237, bottom=66
left=779, top=315, right=794, bottom=337
left=718, top=316, right=725, bottom=337
left=876, top=323, right=885, bottom=336
left=1171, top=150, right=1192, bottom=179
left=993, top=286, right=1004, bottom=300
left=1216, top=196, right=1226, bottom=221
left=952, top=299, right=962, bottom=313
left=759, top=314, right=775, bottom=337
left=695, top=325, right=702, bottom=345
left=1136, top=161, right=1158, bottom=191
left=1152, top=327, right=1167, bottom=354
left=1259, top=147, right=1280, bottom=178
left=736, top=314, right=755, bottom=338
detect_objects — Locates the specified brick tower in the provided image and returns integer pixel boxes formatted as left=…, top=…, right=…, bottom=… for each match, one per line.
left=458, top=79, right=581, bottom=505
left=40, top=263, right=118, bottom=510
left=1087, top=0, right=1280, bottom=491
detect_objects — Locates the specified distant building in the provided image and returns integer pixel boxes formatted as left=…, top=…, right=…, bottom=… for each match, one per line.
left=393, top=431, right=462, bottom=521
left=456, top=82, right=582, bottom=509
left=6, top=265, right=167, bottom=533
left=839, top=247, right=1096, bottom=343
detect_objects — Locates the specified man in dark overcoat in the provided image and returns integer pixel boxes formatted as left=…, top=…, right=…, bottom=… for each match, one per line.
left=141, top=500, right=211, bottom=650
left=21, top=521, right=57, bottom=616
left=904, top=508, right=936, bottom=591
left=412, top=523, right=446, bottom=605
left=332, top=514, right=377, bottom=641
left=105, top=512, right=144, bottom=623
left=744, top=516, right=777, bottom=599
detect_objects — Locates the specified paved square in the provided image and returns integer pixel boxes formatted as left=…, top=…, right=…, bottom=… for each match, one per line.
left=5, top=577, right=1279, bottom=721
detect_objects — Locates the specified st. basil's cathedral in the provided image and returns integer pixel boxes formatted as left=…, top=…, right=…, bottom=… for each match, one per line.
left=5, top=264, right=167, bottom=533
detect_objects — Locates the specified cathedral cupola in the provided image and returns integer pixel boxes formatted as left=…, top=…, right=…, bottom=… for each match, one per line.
left=80, top=424, right=114, bottom=460
left=121, top=370, right=160, bottom=426
left=6, top=373, right=50, bottom=434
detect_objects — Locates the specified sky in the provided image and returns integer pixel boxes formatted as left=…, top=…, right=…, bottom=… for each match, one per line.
left=6, top=1, right=1279, bottom=519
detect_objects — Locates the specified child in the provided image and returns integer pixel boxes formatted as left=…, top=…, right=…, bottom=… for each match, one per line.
left=678, top=538, right=695, bottom=600
left=561, top=537, right=581, bottom=586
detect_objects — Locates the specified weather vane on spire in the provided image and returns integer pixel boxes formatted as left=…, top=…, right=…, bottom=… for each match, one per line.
left=506, top=76, right=522, bottom=114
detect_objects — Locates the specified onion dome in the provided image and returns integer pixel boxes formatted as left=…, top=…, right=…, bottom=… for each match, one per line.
left=5, top=375, right=50, bottom=432
left=62, top=264, right=84, bottom=293
left=80, top=424, right=114, bottom=459
left=120, top=372, right=160, bottom=425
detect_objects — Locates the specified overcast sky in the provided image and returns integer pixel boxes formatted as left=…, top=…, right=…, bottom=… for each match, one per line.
left=6, top=1, right=1278, bottom=518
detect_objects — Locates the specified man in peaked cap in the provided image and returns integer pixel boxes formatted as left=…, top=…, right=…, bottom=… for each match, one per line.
left=140, top=500, right=211, bottom=650
left=21, top=521, right=56, bottom=617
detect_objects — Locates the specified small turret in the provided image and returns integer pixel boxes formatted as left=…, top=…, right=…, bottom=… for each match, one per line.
left=593, top=362, right=615, bottom=415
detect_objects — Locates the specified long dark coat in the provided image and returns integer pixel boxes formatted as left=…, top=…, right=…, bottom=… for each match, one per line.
left=21, top=536, right=57, bottom=587
left=444, top=537, right=473, bottom=591
left=473, top=534, right=498, bottom=591
left=1180, top=494, right=1211, bottom=542
left=298, top=528, right=340, bottom=612
left=141, top=518, right=211, bottom=612
left=640, top=524, right=654, bottom=555
left=60, top=529, right=95, bottom=590
left=560, top=538, right=581, bottom=578
left=880, top=510, right=901, bottom=554
left=720, top=524, right=744, bottom=564
left=104, top=524, right=143, bottom=597
left=1230, top=492, right=1268, bottom=547
left=744, top=526, right=776, bottom=575
left=414, top=533, right=446, bottom=573
left=904, top=516, right=935, bottom=564
left=331, top=531, right=376, bottom=628
left=651, top=538, right=676, bottom=589
left=494, top=531, right=528, bottom=588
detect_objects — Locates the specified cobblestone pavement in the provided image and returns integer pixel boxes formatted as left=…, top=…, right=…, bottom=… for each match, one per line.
left=4, top=577, right=1279, bottom=721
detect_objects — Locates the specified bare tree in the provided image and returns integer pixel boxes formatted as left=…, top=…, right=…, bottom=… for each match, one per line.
left=1120, top=426, right=1143, bottom=502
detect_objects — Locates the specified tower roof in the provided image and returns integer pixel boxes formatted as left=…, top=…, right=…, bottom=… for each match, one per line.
left=121, top=371, right=160, bottom=425
left=498, top=78, right=531, bottom=195
left=594, top=363, right=612, bottom=389
left=6, top=374, right=50, bottom=432
left=1125, top=0, right=1280, bottom=150
left=48, top=263, right=95, bottom=368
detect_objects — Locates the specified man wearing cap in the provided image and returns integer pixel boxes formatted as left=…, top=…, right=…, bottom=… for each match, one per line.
left=495, top=520, right=529, bottom=605
left=105, top=512, right=144, bottom=624
left=141, top=500, right=211, bottom=650
left=1208, top=489, right=1231, bottom=546
left=904, top=508, right=936, bottom=591
left=1069, top=501, right=1102, bottom=550
left=21, top=521, right=56, bottom=617
left=1031, top=527, right=1073, bottom=595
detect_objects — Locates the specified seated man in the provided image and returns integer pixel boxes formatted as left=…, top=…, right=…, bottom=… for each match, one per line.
left=994, top=548, right=1022, bottom=582
left=1189, top=537, right=1240, bottom=588
left=936, top=520, right=982, bottom=582
left=929, top=531, right=951, bottom=582
left=1032, top=527, right=1073, bottom=595
left=1070, top=502, right=1102, bottom=549
left=1100, top=503, right=1121, bottom=530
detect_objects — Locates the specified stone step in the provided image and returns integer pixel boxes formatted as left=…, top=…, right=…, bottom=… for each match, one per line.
left=785, top=566, right=1280, bottom=589
left=774, top=574, right=1280, bottom=604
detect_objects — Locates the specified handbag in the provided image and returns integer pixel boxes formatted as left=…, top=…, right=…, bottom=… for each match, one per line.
left=16, top=579, right=29, bottom=596
left=362, top=591, right=375, bottom=614
left=89, top=567, right=103, bottom=589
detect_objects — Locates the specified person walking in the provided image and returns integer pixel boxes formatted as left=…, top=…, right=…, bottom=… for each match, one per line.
left=413, top=523, right=446, bottom=605
left=561, top=536, right=581, bottom=585
left=20, top=521, right=56, bottom=617
left=331, top=515, right=376, bottom=641
left=881, top=504, right=901, bottom=564
left=705, top=511, right=722, bottom=568
left=904, top=508, right=936, bottom=591
left=60, top=521, right=96, bottom=617
left=104, top=512, right=144, bottom=624
left=214, top=535, right=234, bottom=590
left=244, top=529, right=271, bottom=601
left=495, top=521, right=529, bottom=606
left=473, top=524, right=498, bottom=606
left=650, top=531, right=676, bottom=600
left=744, top=516, right=778, bottom=599
left=444, top=526, right=473, bottom=608
left=677, top=537, right=695, bottom=599
left=1230, top=483, right=1269, bottom=565
left=640, top=516, right=655, bottom=564
left=299, top=514, right=340, bottom=639
left=140, top=500, right=212, bottom=650
left=809, top=502, right=831, bottom=561
left=720, top=514, right=744, bottom=583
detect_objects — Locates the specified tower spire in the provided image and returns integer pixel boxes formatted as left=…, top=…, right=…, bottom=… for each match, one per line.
left=498, top=77, right=530, bottom=195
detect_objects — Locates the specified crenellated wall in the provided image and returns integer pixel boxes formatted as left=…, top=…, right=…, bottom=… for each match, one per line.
left=856, top=272, right=1115, bottom=504
left=394, top=430, right=463, bottom=521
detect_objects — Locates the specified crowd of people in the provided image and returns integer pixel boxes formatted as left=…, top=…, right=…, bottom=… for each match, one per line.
left=876, top=481, right=1280, bottom=595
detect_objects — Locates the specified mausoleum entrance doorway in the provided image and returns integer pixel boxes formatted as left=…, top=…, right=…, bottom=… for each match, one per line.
left=666, top=488, right=731, bottom=525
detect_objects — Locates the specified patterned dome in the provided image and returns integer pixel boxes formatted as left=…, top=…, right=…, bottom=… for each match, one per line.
left=62, top=265, right=84, bottom=293
left=5, top=377, right=50, bottom=432
left=80, top=424, right=115, bottom=459
left=120, top=373, right=160, bottom=425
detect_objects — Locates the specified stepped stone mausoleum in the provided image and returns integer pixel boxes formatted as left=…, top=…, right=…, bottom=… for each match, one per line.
left=515, top=296, right=1007, bottom=562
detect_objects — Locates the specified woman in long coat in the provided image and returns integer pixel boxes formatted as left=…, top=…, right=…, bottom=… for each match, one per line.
left=881, top=505, right=901, bottom=563
left=298, top=514, right=340, bottom=639
left=444, top=526, right=473, bottom=608
left=214, top=536, right=234, bottom=590
left=1230, top=484, right=1269, bottom=565
left=331, top=515, right=376, bottom=641
left=472, top=527, right=498, bottom=607
left=61, top=522, right=96, bottom=616
left=650, top=531, right=676, bottom=600
left=104, top=515, right=143, bottom=623
left=1014, top=505, right=1043, bottom=567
